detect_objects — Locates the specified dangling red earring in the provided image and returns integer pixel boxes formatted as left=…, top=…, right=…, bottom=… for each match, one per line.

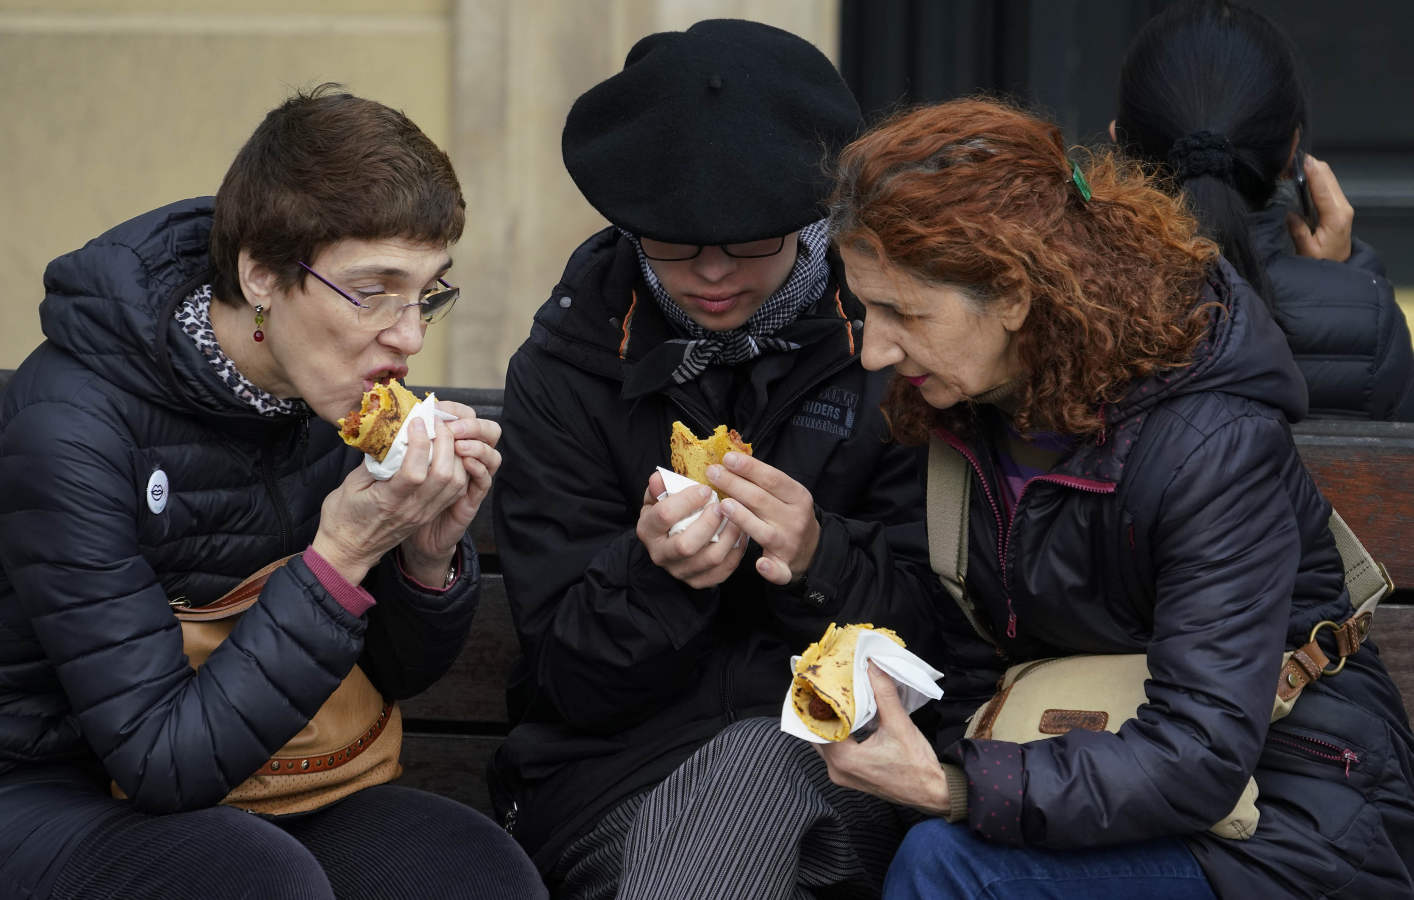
left=252, top=305, right=266, bottom=342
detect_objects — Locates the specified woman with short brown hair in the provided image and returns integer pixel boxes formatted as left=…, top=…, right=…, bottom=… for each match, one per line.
left=818, top=98, right=1414, bottom=898
left=0, top=86, right=542, bottom=899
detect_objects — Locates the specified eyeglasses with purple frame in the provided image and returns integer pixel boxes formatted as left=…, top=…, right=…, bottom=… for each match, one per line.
left=297, top=261, right=459, bottom=329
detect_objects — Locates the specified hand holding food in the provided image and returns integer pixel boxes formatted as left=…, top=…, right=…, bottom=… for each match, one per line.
left=313, top=382, right=472, bottom=586
left=708, top=451, right=821, bottom=586
left=670, top=421, right=753, bottom=486
left=792, top=623, right=904, bottom=741
left=814, top=664, right=952, bottom=816
left=637, top=470, right=747, bottom=589
left=400, top=399, right=502, bottom=582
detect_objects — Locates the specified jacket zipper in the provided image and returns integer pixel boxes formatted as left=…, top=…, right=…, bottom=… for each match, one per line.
left=1269, top=732, right=1361, bottom=778
left=261, top=441, right=294, bottom=554
left=720, top=656, right=737, bottom=725
left=936, top=431, right=1115, bottom=639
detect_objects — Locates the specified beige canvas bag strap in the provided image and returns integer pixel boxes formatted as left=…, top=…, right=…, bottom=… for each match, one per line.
left=927, top=436, right=997, bottom=647
left=1329, top=509, right=1392, bottom=618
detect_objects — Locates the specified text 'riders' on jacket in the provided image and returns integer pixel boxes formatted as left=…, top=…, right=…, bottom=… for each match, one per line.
left=0, top=198, right=481, bottom=827
left=932, top=262, right=1414, bottom=898
left=490, top=228, right=944, bottom=867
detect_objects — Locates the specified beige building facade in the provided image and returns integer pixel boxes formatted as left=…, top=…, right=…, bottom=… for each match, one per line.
left=6, top=2, right=1408, bottom=387
left=0, top=0, right=837, bottom=387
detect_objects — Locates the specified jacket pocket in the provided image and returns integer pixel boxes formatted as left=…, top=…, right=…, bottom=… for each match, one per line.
left=1256, top=690, right=1388, bottom=844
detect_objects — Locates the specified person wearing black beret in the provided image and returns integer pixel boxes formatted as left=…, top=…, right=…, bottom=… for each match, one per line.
left=488, top=18, right=948, bottom=900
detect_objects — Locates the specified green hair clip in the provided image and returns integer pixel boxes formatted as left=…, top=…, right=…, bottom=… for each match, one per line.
left=1071, top=161, right=1092, bottom=202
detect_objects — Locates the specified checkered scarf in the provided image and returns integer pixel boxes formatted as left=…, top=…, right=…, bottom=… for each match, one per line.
left=625, top=219, right=832, bottom=384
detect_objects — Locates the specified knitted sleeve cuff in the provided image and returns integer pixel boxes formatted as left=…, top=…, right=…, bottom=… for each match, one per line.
left=303, top=546, right=377, bottom=618
left=940, top=763, right=970, bottom=823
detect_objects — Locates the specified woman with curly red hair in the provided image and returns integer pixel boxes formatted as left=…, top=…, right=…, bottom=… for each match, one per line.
left=816, top=98, right=1414, bottom=898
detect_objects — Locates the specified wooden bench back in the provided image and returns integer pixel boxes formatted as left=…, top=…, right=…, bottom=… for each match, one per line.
left=0, top=373, right=1410, bottom=816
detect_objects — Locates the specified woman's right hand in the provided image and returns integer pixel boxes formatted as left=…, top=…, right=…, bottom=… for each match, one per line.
left=311, top=417, right=469, bottom=585
left=1288, top=155, right=1354, bottom=262
left=637, top=470, right=746, bottom=589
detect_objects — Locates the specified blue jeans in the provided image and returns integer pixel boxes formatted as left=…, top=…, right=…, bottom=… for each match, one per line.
left=885, top=819, right=1217, bottom=900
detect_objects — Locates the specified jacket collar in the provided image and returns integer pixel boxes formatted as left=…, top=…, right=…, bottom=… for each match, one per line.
left=1248, top=202, right=1295, bottom=264
left=529, top=227, right=862, bottom=406
left=958, top=260, right=1305, bottom=487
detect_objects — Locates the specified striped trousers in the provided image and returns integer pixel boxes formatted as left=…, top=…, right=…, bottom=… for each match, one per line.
left=552, top=717, right=914, bottom=900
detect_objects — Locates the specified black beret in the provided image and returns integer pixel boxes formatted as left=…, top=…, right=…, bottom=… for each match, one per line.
left=562, top=18, right=863, bottom=245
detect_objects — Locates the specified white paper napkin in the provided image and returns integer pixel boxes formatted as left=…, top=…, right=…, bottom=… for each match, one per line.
left=780, top=630, right=944, bottom=743
left=363, top=393, right=459, bottom=481
left=655, top=466, right=730, bottom=542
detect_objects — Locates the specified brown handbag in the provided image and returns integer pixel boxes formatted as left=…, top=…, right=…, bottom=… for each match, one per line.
left=115, top=556, right=403, bottom=815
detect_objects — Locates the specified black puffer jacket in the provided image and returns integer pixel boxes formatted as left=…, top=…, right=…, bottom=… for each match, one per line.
left=489, top=228, right=943, bottom=868
left=933, top=262, right=1414, bottom=897
left=0, top=198, right=480, bottom=812
left=1249, top=204, right=1414, bottom=420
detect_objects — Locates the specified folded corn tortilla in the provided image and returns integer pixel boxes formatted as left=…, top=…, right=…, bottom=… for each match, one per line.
left=669, top=421, right=752, bottom=486
left=337, top=379, right=420, bottom=462
left=791, top=623, right=904, bottom=742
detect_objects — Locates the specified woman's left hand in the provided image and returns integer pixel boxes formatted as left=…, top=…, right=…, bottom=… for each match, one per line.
left=709, top=452, right=821, bottom=585
left=816, top=664, right=952, bottom=816
left=399, top=400, right=502, bottom=583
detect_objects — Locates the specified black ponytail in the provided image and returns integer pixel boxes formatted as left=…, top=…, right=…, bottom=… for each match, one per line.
left=1115, top=0, right=1307, bottom=309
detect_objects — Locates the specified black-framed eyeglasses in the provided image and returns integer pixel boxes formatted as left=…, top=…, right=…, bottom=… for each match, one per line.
left=297, top=261, right=459, bottom=330
left=638, top=235, right=787, bottom=262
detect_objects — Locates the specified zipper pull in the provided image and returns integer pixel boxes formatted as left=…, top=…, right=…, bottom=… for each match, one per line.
left=1342, top=748, right=1359, bottom=778
left=1006, top=611, right=1017, bottom=639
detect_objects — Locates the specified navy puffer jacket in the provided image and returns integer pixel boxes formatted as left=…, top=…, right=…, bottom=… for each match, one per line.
left=1249, top=204, right=1414, bottom=420
left=932, top=263, right=1414, bottom=897
left=0, top=198, right=480, bottom=811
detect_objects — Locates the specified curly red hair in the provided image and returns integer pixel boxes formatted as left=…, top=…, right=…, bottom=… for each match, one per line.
left=828, top=98, right=1219, bottom=442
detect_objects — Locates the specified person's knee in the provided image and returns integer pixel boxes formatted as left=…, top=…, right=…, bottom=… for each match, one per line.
left=200, top=808, right=333, bottom=899
left=712, top=716, right=808, bottom=762
left=885, top=819, right=978, bottom=899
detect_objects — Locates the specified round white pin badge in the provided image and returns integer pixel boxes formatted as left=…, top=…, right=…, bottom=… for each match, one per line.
left=146, top=468, right=169, bottom=514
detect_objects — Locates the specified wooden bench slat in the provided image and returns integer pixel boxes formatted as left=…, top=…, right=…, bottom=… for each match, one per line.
left=1293, top=425, right=1414, bottom=590
left=397, top=734, right=502, bottom=814
left=1380, top=604, right=1414, bottom=706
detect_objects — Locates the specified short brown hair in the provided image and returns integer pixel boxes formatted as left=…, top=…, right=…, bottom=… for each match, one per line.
left=829, top=98, right=1218, bottom=441
left=210, top=84, right=464, bottom=305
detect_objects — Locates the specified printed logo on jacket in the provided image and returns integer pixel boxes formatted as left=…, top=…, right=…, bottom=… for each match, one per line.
left=790, top=386, right=857, bottom=439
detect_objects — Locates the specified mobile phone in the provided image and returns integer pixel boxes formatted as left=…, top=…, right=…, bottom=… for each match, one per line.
left=1293, top=150, right=1319, bottom=232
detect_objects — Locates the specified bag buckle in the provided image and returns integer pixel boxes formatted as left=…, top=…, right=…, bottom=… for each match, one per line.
left=1307, top=618, right=1358, bottom=676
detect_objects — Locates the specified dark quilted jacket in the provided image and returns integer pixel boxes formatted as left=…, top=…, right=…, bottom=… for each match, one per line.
left=0, top=198, right=481, bottom=813
left=489, top=229, right=943, bottom=868
left=1249, top=204, right=1414, bottom=420
left=933, top=262, right=1414, bottom=897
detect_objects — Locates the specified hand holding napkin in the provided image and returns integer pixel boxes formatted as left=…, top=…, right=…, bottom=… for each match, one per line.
left=781, top=623, right=943, bottom=744
left=363, top=394, right=459, bottom=481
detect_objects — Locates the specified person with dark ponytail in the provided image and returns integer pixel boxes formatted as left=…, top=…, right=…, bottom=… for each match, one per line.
left=1114, top=0, right=1414, bottom=420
